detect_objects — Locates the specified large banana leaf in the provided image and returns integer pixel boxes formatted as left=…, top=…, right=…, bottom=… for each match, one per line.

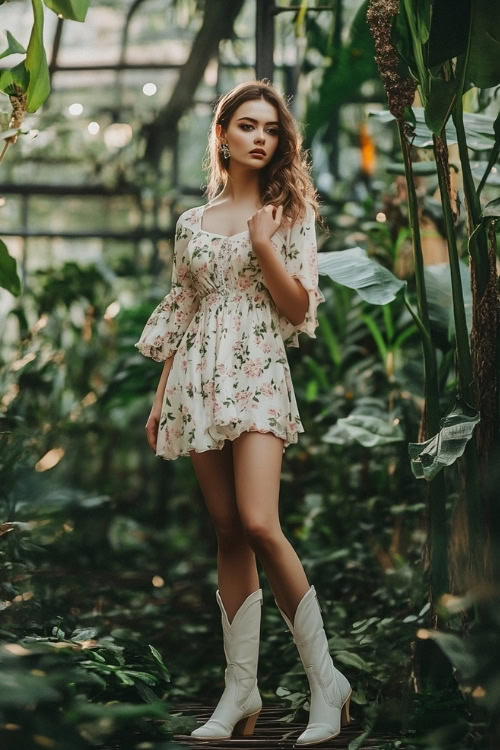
left=424, top=262, right=472, bottom=337
left=408, top=397, right=480, bottom=480
left=323, top=413, right=405, bottom=447
left=427, top=0, right=500, bottom=89
left=369, top=107, right=496, bottom=150
left=317, top=247, right=406, bottom=305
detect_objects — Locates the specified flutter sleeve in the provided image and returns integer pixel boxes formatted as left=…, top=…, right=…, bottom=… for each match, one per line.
left=277, top=200, right=326, bottom=348
left=134, top=215, right=200, bottom=362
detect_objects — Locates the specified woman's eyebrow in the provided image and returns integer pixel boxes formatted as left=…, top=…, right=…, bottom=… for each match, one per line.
left=236, top=117, right=279, bottom=125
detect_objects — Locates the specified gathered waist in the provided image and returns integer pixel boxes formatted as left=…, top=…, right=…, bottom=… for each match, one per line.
left=198, top=289, right=271, bottom=305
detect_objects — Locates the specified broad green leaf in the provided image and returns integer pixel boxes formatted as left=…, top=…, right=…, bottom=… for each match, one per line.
left=427, top=0, right=471, bottom=67
left=43, top=0, right=89, bottom=22
left=408, top=398, right=480, bottom=480
left=425, top=75, right=460, bottom=134
left=352, top=617, right=380, bottom=633
left=333, top=650, right=372, bottom=671
left=323, top=414, right=405, bottom=448
left=0, top=31, right=26, bottom=60
left=116, top=671, right=135, bottom=686
left=121, top=670, right=157, bottom=686
left=25, top=0, right=50, bottom=112
left=0, top=239, right=22, bottom=296
left=317, top=247, right=406, bottom=305
left=424, top=262, right=472, bottom=337
left=466, top=1, right=500, bottom=88
left=70, top=627, right=98, bottom=641
left=369, top=107, right=496, bottom=151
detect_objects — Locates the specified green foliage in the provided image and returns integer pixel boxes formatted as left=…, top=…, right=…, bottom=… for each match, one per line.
left=25, top=0, right=50, bottom=113
left=408, top=398, right=480, bottom=480
left=0, top=240, right=21, bottom=297
left=43, top=0, right=90, bottom=22
left=0, top=31, right=26, bottom=60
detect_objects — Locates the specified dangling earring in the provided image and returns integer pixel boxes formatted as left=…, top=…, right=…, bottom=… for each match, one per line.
left=219, top=141, right=230, bottom=159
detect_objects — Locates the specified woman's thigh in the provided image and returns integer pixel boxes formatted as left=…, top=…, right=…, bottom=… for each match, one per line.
left=189, top=440, right=242, bottom=533
left=231, top=431, right=285, bottom=532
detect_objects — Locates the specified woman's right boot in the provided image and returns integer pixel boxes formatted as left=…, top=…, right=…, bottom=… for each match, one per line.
left=190, top=587, right=263, bottom=740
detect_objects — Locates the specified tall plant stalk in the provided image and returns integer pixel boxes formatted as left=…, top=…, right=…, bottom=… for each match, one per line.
left=399, top=126, right=449, bottom=605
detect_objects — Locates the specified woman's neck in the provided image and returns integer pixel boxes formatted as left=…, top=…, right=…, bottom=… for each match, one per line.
left=217, top=164, right=262, bottom=207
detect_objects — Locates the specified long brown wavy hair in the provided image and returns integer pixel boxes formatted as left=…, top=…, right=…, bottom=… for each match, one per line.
left=202, top=79, right=322, bottom=232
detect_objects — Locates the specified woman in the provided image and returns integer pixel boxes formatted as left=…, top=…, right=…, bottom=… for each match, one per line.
left=135, top=79, right=352, bottom=747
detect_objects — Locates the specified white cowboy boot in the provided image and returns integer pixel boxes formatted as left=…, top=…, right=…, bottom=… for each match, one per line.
left=275, top=585, right=352, bottom=746
left=191, top=587, right=263, bottom=740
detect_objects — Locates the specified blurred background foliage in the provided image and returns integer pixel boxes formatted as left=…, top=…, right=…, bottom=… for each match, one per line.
left=0, top=1, right=499, bottom=749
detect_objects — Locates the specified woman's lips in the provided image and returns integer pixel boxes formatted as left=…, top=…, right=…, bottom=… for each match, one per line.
left=249, top=152, right=265, bottom=158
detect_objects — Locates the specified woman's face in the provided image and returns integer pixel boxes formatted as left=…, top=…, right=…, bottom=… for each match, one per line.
left=217, top=97, right=280, bottom=170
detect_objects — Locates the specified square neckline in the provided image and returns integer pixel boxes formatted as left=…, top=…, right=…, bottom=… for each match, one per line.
left=198, top=203, right=250, bottom=241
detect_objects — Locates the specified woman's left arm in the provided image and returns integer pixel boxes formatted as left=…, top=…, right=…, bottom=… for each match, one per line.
left=249, top=201, right=325, bottom=338
left=252, top=239, right=309, bottom=325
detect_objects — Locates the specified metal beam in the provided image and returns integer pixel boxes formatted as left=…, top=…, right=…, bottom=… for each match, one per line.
left=256, top=0, right=275, bottom=80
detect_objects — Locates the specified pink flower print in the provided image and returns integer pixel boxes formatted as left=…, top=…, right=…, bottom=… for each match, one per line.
left=177, top=263, right=190, bottom=283
left=260, top=382, right=274, bottom=397
left=256, top=339, right=272, bottom=354
left=182, top=405, right=190, bottom=415
left=232, top=340, right=243, bottom=353
left=181, top=359, right=188, bottom=373
left=213, top=400, right=222, bottom=415
left=243, top=358, right=264, bottom=377
left=216, top=363, right=226, bottom=375
left=203, top=382, right=215, bottom=399
left=288, top=422, right=298, bottom=433
left=235, top=390, right=251, bottom=407
left=153, top=335, right=164, bottom=349
left=239, top=276, right=253, bottom=290
left=268, top=408, right=277, bottom=417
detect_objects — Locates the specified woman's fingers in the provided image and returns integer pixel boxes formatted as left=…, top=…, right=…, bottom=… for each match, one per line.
left=145, top=416, right=158, bottom=453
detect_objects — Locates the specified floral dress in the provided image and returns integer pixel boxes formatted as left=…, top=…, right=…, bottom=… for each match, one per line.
left=135, top=200, right=325, bottom=460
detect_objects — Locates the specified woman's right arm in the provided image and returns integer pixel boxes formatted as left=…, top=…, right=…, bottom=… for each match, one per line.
left=145, top=355, right=174, bottom=453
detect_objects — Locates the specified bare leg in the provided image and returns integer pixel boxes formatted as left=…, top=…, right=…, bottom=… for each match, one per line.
left=190, top=440, right=260, bottom=624
left=231, top=431, right=310, bottom=624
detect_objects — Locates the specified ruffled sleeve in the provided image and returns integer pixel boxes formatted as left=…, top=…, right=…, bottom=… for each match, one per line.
left=135, top=214, right=200, bottom=362
left=277, top=200, right=326, bottom=348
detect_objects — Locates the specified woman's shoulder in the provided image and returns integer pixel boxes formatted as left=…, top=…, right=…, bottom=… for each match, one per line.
left=175, top=204, right=204, bottom=231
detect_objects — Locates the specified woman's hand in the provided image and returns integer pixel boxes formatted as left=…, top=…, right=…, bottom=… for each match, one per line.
left=145, top=401, right=162, bottom=453
left=248, top=204, right=284, bottom=252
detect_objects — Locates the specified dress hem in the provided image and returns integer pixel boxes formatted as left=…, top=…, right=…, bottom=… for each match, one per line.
left=155, top=424, right=303, bottom=461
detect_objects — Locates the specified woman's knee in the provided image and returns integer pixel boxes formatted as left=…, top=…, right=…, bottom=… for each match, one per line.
left=242, top=520, right=283, bottom=553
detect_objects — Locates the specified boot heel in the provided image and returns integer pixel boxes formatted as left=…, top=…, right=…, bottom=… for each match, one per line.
left=340, top=690, right=352, bottom=725
left=233, top=709, right=260, bottom=736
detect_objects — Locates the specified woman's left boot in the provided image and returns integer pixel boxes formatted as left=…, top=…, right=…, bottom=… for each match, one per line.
left=274, top=585, right=352, bottom=746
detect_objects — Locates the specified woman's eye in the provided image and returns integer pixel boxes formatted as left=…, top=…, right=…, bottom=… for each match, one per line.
left=240, top=124, right=278, bottom=135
